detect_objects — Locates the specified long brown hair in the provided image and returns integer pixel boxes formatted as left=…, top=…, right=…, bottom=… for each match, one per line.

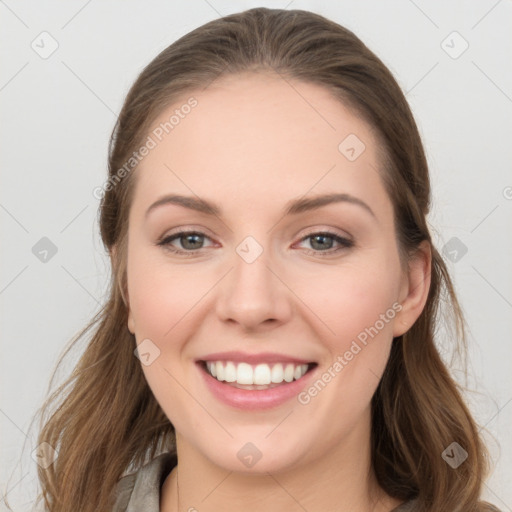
left=12, top=7, right=499, bottom=511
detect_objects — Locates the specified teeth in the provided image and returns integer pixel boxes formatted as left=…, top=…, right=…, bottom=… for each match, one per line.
left=254, top=364, right=271, bottom=384
left=224, top=361, right=237, bottom=382
left=205, top=361, right=309, bottom=385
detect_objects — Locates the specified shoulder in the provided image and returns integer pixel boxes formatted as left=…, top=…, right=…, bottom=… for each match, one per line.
left=111, top=452, right=178, bottom=512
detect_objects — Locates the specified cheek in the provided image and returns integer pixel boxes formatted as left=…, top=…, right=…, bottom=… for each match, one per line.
left=127, top=248, right=209, bottom=338
left=296, top=258, right=401, bottom=346
left=299, top=265, right=399, bottom=417
left=127, top=249, right=206, bottom=424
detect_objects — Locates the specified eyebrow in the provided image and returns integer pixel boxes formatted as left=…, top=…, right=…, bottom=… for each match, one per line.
left=145, top=192, right=376, bottom=219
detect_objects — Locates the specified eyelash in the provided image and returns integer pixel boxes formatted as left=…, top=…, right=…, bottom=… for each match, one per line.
left=156, top=229, right=354, bottom=258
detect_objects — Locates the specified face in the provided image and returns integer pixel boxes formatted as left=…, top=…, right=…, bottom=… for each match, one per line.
left=124, top=71, right=423, bottom=475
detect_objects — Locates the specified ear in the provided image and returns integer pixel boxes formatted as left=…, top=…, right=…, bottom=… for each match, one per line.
left=393, top=240, right=432, bottom=338
left=110, top=245, right=136, bottom=335
left=127, top=307, right=136, bottom=335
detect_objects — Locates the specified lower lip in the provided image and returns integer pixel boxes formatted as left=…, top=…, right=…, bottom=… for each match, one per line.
left=197, top=362, right=317, bottom=411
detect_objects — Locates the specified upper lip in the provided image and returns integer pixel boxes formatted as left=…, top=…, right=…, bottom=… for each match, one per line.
left=196, top=351, right=316, bottom=365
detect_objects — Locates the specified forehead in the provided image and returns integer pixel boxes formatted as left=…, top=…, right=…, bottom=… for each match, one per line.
left=131, top=71, right=390, bottom=220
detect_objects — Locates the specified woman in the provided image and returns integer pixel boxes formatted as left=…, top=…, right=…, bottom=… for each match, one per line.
left=31, top=7, right=500, bottom=512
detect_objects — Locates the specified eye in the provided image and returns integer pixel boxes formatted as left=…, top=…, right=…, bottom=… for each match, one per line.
left=295, top=231, right=354, bottom=256
left=157, top=230, right=214, bottom=255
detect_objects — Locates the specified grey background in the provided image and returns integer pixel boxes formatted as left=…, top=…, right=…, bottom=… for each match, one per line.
left=1, top=1, right=511, bottom=510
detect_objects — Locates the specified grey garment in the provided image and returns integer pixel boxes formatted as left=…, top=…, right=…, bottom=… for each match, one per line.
left=111, top=452, right=417, bottom=511
left=112, top=452, right=177, bottom=512
left=392, top=500, right=417, bottom=512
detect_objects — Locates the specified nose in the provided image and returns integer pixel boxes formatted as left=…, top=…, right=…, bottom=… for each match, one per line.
left=215, top=241, right=293, bottom=331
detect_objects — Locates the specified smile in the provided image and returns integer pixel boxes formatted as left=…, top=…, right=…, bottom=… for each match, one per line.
left=197, top=360, right=318, bottom=410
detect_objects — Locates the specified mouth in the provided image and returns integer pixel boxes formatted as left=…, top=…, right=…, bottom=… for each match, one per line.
left=197, top=360, right=319, bottom=390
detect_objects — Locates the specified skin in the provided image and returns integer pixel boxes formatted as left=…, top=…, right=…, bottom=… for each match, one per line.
left=123, top=71, right=431, bottom=512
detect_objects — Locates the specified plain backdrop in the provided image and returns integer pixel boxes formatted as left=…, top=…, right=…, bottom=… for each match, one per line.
left=1, top=1, right=511, bottom=510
